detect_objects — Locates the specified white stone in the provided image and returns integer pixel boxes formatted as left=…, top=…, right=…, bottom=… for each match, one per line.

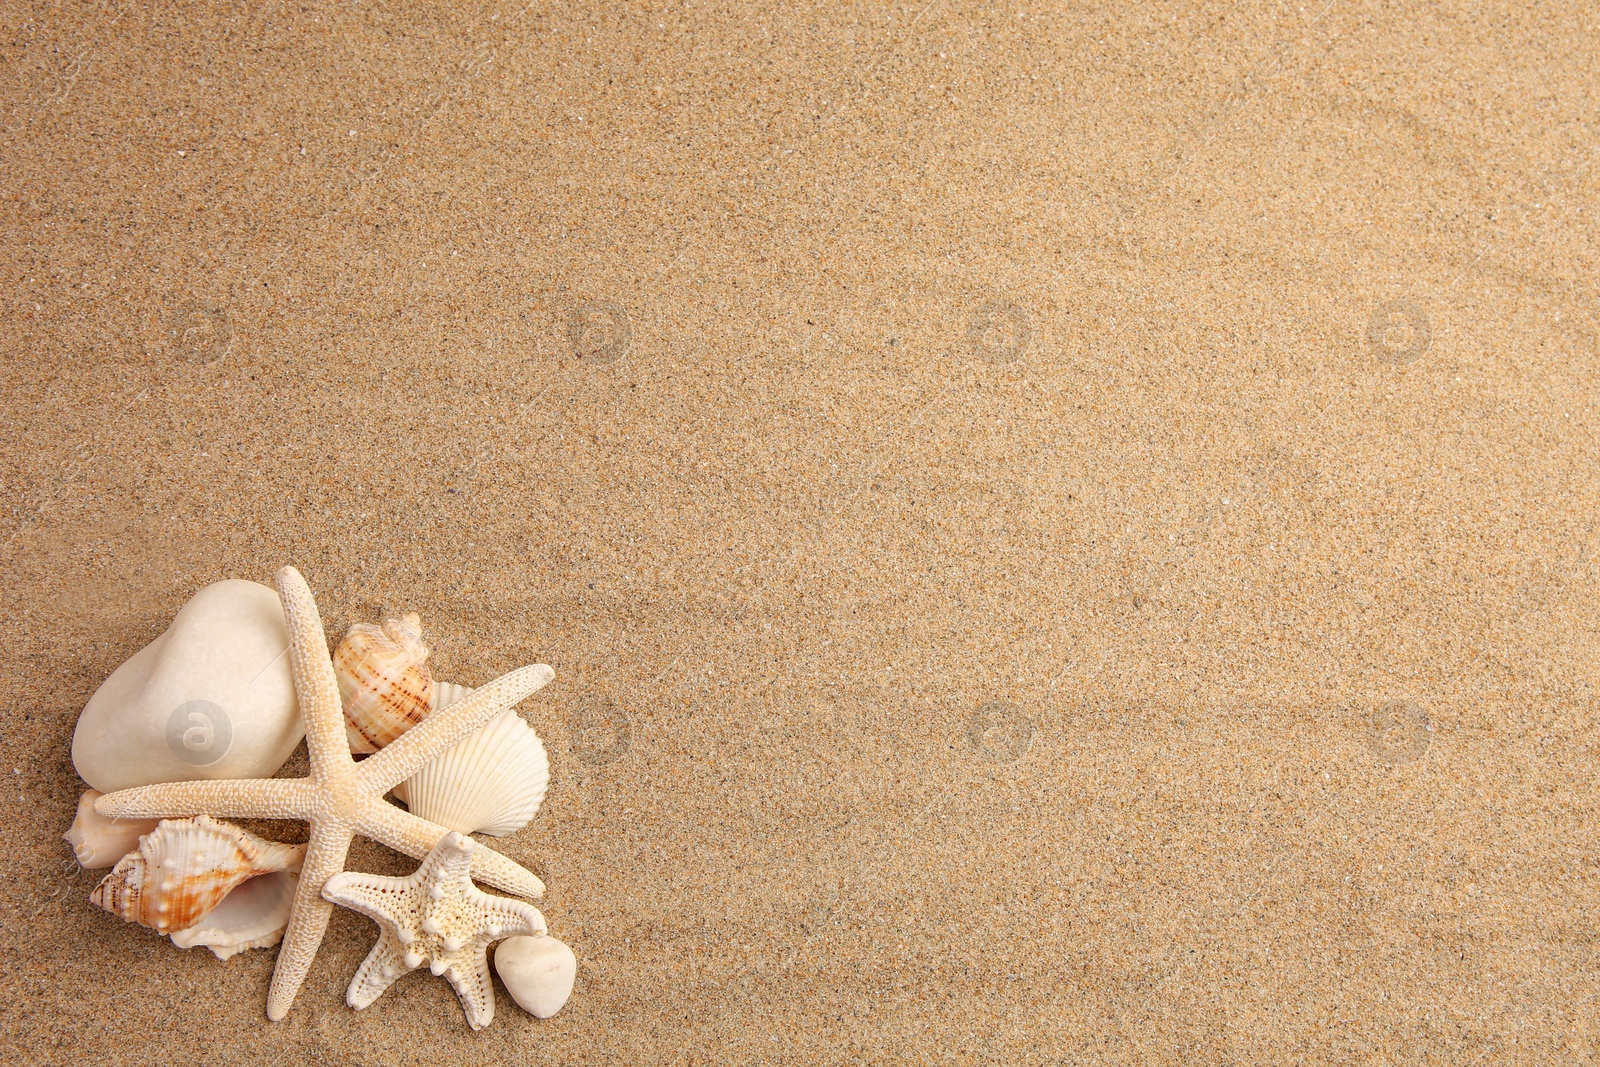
left=495, top=935, right=577, bottom=1019
left=71, top=580, right=305, bottom=792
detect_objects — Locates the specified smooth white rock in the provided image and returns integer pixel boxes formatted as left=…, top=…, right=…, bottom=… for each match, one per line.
left=71, top=579, right=305, bottom=792
left=495, top=935, right=577, bottom=1019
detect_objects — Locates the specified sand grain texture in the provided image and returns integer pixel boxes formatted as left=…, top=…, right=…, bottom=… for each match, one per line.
left=1, top=1, right=1597, bottom=1063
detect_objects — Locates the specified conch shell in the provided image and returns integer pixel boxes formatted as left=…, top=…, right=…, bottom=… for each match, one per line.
left=90, top=815, right=305, bottom=944
left=169, top=858, right=301, bottom=960
left=64, top=789, right=159, bottom=869
left=392, top=682, right=550, bottom=837
left=336, top=614, right=434, bottom=754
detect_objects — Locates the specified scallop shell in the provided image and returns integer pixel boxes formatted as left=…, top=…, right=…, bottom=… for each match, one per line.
left=392, top=682, right=550, bottom=837
left=63, top=789, right=160, bottom=869
left=336, top=613, right=433, bottom=754
left=90, top=815, right=306, bottom=937
left=169, top=862, right=301, bottom=960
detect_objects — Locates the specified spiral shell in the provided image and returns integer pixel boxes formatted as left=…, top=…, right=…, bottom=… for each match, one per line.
left=392, top=682, right=550, bottom=837
left=336, top=613, right=433, bottom=754
left=169, top=861, right=301, bottom=960
left=64, top=789, right=160, bottom=869
left=90, top=815, right=305, bottom=936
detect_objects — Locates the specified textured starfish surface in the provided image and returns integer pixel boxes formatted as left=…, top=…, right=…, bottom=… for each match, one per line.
left=324, top=831, right=547, bottom=1030
left=95, top=565, right=554, bottom=1021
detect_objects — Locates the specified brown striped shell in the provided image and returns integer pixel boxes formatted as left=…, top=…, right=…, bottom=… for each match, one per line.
left=335, top=613, right=433, bottom=754
left=89, top=816, right=305, bottom=936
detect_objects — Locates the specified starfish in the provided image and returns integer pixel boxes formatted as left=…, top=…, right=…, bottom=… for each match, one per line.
left=95, top=565, right=554, bottom=1021
left=323, top=831, right=546, bottom=1030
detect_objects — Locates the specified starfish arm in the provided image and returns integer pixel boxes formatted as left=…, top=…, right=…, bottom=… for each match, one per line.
left=359, top=799, right=546, bottom=898
left=95, top=778, right=312, bottom=821
left=276, top=566, right=356, bottom=786
left=266, top=820, right=354, bottom=1021
left=444, top=950, right=497, bottom=1030
left=471, top=888, right=548, bottom=938
left=463, top=843, right=547, bottom=901
left=346, top=928, right=415, bottom=1010
left=356, top=663, right=554, bottom=792
left=322, top=870, right=417, bottom=926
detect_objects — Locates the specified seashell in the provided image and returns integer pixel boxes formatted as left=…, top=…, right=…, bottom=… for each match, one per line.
left=63, top=790, right=160, bottom=868
left=391, top=683, right=550, bottom=837
left=90, top=815, right=306, bottom=938
left=71, top=579, right=305, bottom=793
left=495, top=935, right=577, bottom=1018
left=429, top=680, right=474, bottom=714
left=169, top=861, right=301, bottom=960
left=336, top=613, right=434, bottom=754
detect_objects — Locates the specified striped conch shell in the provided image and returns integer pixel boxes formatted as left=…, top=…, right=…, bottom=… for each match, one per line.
left=90, top=815, right=305, bottom=937
left=335, top=613, right=433, bottom=754
left=169, top=856, right=302, bottom=960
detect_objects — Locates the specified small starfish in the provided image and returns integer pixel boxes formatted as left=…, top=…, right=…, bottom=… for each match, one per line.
left=323, top=831, right=547, bottom=1030
left=96, top=566, right=555, bottom=1021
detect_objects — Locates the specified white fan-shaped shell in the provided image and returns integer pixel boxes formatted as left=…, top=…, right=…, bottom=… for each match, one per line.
left=392, top=682, right=549, bottom=837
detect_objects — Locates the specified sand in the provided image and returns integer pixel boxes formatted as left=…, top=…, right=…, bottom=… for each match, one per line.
left=2, top=1, right=1597, bottom=1063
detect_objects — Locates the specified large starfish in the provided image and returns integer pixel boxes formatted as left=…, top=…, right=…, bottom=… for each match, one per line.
left=95, top=565, right=554, bottom=1021
left=323, top=831, right=546, bottom=1030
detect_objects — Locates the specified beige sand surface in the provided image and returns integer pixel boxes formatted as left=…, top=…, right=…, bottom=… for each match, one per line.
left=2, top=1, right=1598, bottom=1062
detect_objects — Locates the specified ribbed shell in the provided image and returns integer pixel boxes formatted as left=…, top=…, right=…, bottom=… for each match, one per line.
left=89, top=815, right=306, bottom=935
left=392, top=683, right=550, bottom=837
left=336, top=614, right=433, bottom=754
